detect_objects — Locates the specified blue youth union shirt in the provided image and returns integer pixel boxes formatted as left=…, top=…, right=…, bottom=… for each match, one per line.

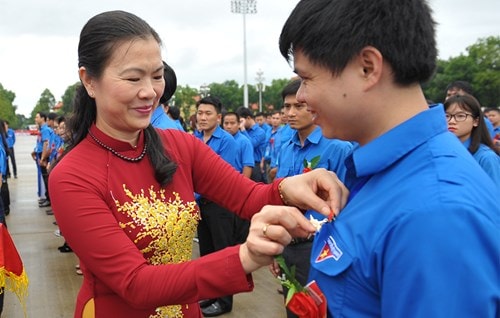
left=277, top=126, right=352, bottom=219
left=233, top=131, right=255, bottom=173
left=309, top=105, right=500, bottom=318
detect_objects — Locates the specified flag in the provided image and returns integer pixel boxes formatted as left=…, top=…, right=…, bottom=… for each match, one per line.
left=0, top=223, right=29, bottom=314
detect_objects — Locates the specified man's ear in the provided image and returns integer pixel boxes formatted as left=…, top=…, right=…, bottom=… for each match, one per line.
left=358, top=46, right=383, bottom=91
left=79, top=66, right=95, bottom=98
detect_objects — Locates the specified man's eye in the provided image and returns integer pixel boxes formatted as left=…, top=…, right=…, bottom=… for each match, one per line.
left=127, top=78, right=140, bottom=82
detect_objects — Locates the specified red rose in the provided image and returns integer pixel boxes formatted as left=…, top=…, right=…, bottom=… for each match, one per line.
left=287, top=291, right=320, bottom=318
left=302, top=167, right=312, bottom=173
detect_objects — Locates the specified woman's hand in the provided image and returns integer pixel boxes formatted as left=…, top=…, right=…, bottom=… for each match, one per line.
left=279, top=168, right=349, bottom=219
left=239, top=205, right=315, bottom=274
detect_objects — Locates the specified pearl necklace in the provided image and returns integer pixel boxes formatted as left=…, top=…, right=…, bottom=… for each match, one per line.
left=87, top=129, right=147, bottom=162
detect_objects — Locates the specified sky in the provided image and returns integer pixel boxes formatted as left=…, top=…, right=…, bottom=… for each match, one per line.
left=0, top=0, right=499, bottom=117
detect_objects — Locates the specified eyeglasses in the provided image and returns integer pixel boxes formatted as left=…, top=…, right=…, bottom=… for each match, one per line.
left=445, top=112, right=474, bottom=122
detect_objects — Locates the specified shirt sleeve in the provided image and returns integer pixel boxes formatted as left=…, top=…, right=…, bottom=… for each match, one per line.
left=49, top=147, right=255, bottom=309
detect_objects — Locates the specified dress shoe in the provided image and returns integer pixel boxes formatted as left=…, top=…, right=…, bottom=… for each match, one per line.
left=46, top=209, right=54, bottom=215
left=58, top=244, right=73, bottom=253
left=199, top=299, right=215, bottom=308
left=39, top=200, right=51, bottom=208
left=201, top=301, right=230, bottom=317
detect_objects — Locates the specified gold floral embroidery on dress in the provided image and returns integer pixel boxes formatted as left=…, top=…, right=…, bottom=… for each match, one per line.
left=116, top=185, right=200, bottom=318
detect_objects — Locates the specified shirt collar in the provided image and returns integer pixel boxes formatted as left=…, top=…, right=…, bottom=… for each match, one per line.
left=352, top=105, right=448, bottom=177
left=291, top=126, right=322, bottom=147
left=203, top=125, right=223, bottom=139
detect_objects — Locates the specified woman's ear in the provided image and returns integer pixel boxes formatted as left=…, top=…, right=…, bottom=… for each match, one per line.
left=79, top=66, right=95, bottom=98
left=473, top=117, right=479, bottom=127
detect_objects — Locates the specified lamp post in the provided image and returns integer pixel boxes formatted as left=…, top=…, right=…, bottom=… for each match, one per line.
left=231, top=0, right=257, bottom=108
left=255, top=69, right=265, bottom=112
left=199, top=83, right=210, bottom=98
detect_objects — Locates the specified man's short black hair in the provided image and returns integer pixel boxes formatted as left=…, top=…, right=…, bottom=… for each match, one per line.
left=445, top=81, right=474, bottom=95
left=279, top=0, right=437, bottom=85
left=281, top=78, right=301, bottom=101
left=236, top=106, right=254, bottom=119
left=196, top=96, right=223, bottom=114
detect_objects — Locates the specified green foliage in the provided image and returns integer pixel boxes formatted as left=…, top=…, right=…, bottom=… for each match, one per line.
left=30, top=89, right=56, bottom=121
left=265, top=78, right=295, bottom=110
left=208, top=80, right=242, bottom=111
left=0, top=83, right=19, bottom=128
left=60, top=82, right=80, bottom=114
left=424, top=36, right=500, bottom=107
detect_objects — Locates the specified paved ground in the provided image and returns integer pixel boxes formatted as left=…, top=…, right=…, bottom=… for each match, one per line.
left=2, top=133, right=286, bottom=317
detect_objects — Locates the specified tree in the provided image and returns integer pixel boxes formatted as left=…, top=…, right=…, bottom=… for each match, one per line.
left=423, top=36, right=500, bottom=107
left=0, top=83, right=19, bottom=128
left=208, top=80, right=242, bottom=111
left=173, top=85, right=199, bottom=123
left=263, top=78, right=294, bottom=111
left=60, top=82, right=81, bottom=115
left=30, top=89, right=56, bottom=121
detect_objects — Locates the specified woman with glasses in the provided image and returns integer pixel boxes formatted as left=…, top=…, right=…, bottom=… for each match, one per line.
left=444, top=94, right=500, bottom=186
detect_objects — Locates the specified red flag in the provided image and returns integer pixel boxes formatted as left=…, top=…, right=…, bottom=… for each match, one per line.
left=0, top=223, right=29, bottom=314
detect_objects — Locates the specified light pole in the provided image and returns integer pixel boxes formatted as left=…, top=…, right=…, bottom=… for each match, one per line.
left=231, top=0, right=257, bottom=108
left=255, top=69, right=265, bottom=112
left=199, top=83, right=210, bottom=98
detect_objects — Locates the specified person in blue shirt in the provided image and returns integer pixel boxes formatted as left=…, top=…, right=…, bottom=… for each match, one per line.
left=4, top=121, right=16, bottom=179
left=271, top=79, right=352, bottom=318
left=222, top=111, right=254, bottom=266
left=223, top=112, right=254, bottom=178
left=444, top=94, right=500, bottom=186
left=236, top=107, right=266, bottom=183
left=266, top=111, right=284, bottom=183
left=194, top=96, right=240, bottom=317
left=256, top=112, right=272, bottom=135
left=279, top=0, right=499, bottom=317
left=484, top=107, right=500, bottom=148
left=150, top=61, right=182, bottom=131
left=47, top=112, right=61, bottom=166
left=0, top=119, right=9, bottom=220
left=35, top=112, right=53, bottom=208
left=256, top=112, right=272, bottom=182
left=165, top=105, right=186, bottom=131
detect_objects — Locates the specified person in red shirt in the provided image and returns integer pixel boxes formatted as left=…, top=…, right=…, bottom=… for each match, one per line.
left=48, top=10, right=347, bottom=318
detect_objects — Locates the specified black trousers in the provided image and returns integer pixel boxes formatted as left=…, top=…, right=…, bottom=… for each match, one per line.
left=7, top=147, right=17, bottom=177
left=251, top=162, right=264, bottom=183
left=37, top=153, right=50, bottom=202
left=197, top=200, right=237, bottom=311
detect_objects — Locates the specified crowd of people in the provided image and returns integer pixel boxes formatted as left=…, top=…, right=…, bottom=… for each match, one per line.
left=2, top=0, right=499, bottom=317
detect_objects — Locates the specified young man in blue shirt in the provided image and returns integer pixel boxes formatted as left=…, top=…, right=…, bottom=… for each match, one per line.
left=34, top=112, right=53, bottom=208
left=195, top=96, right=239, bottom=317
left=266, top=110, right=284, bottom=183
left=4, top=121, right=16, bottom=179
left=223, top=112, right=254, bottom=178
left=279, top=0, right=499, bottom=317
left=236, top=107, right=267, bottom=183
left=222, top=111, right=254, bottom=259
left=273, top=79, right=352, bottom=318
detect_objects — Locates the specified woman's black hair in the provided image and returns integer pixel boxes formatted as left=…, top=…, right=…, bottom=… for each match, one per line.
left=62, top=10, right=177, bottom=186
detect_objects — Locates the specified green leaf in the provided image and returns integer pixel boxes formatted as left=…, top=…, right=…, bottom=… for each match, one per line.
left=310, top=155, right=321, bottom=169
left=285, top=286, right=296, bottom=304
left=303, top=158, right=309, bottom=169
